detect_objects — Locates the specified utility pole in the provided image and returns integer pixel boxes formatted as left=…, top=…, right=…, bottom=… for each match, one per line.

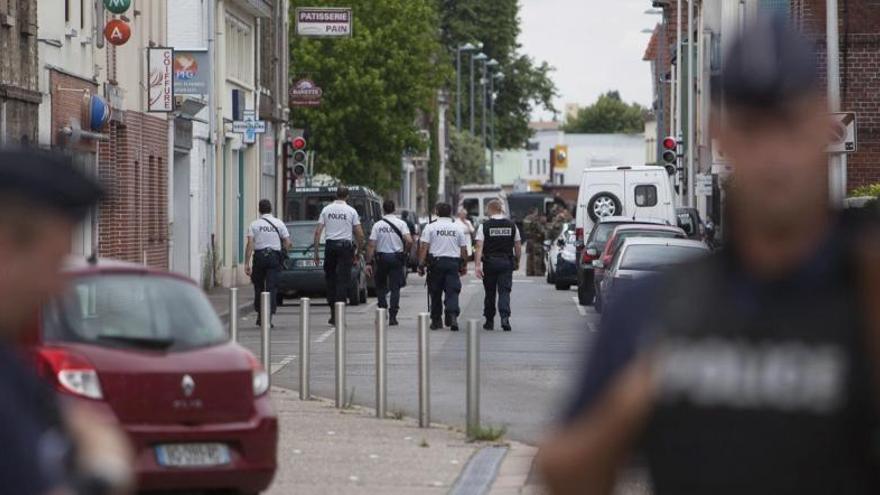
left=827, top=0, right=846, bottom=207
left=687, top=0, right=696, bottom=207
left=675, top=0, right=683, bottom=203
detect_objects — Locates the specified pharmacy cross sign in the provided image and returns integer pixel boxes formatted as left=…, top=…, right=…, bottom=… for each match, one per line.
left=232, top=110, right=266, bottom=145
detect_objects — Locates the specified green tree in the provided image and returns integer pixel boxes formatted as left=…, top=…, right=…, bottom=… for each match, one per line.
left=440, top=0, right=558, bottom=149
left=289, top=0, right=449, bottom=192
left=447, top=129, right=486, bottom=185
left=563, top=91, right=646, bottom=134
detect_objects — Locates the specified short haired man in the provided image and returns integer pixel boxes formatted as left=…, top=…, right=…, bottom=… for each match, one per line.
left=475, top=199, right=522, bottom=331
left=245, top=199, right=292, bottom=327
left=365, top=200, right=413, bottom=326
left=0, top=149, right=133, bottom=494
left=418, top=202, right=469, bottom=330
left=314, top=186, right=365, bottom=325
left=538, top=18, right=880, bottom=494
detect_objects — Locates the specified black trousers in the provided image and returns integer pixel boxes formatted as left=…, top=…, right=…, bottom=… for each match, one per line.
left=483, top=256, right=514, bottom=320
left=324, top=240, right=354, bottom=306
left=375, top=252, right=405, bottom=313
left=429, top=257, right=462, bottom=321
left=252, top=249, right=282, bottom=318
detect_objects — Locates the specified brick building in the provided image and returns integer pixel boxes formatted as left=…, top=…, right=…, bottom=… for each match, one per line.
left=0, top=0, right=39, bottom=145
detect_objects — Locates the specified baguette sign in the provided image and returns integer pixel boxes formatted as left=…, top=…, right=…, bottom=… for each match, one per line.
left=295, top=7, right=352, bottom=37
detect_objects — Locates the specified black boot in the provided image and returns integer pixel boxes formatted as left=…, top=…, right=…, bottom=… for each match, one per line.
left=449, top=316, right=459, bottom=331
left=483, top=318, right=494, bottom=331
left=430, top=319, right=443, bottom=330
left=328, top=315, right=336, bottom=326
left=389, top=310, right=399, bottom=326
left=501, top=317, right=512, bottom=331
left=444, top=312, right=453, bottom=327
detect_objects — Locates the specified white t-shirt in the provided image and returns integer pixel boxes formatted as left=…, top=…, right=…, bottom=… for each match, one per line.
left=421, top=218, right=468, bottom=258
left=475, top=214, right=522, bottom=242
left=247, top=214, right=290, bottom=251
left=319, top=201, right=361, bottom=241
left=370, top=214, right=411, bottom=254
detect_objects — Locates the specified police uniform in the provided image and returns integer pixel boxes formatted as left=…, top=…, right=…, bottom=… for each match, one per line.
left=247, top=213, right=290, bottom=322
left=476, top=214, right=521, bottom=329
left=319, top=200, right=360, bottom=308
left=421, top=218, right=468, bottom=329
left=369, top=214, right=410, bottom=319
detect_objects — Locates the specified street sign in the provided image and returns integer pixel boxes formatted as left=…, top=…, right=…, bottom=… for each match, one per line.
left=232, top=110, right=267, bottom=145
left=295, top=7, right=352, bottom=37
left=147, top=47, right=174, bottom=113
left=695, top=174, right=713, bottom=196
left=828, top=112, right=857, bottom=153
left=104, top=0, right=131, bottom=14
left=289, top=79, right=323, bottom=107
left=173, top=50, right=211, bottom=96
left=104, top=19, right=131, bottom=46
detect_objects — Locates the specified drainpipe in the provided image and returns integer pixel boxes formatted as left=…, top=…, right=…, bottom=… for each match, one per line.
left=826, top=0, right=846, bottom=206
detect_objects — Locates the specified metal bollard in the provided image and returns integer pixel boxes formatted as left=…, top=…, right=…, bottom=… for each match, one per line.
left=335, top=302, right=347, bottom=408
left=260, top=292, right=271, bottom=387
left=375, top=308, right=388, bottom=419
left=418, top=313, right=430, bottom=428
left=229, top=287, right=239, bottom=343
left=299, top=298, right=311, bottom=400
left=467, top=319, right=481, bottom=438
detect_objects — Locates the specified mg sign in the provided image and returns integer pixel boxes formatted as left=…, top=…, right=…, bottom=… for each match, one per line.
left=103, top=0, right=131, bottom=14
left=289, top=79, right=323, bottom=107
left=295, top=7, right=352, bottom=37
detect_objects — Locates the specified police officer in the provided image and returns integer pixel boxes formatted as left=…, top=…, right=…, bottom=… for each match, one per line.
left=418, top=202, right=468, bottom=331
left=365, top=200, right=412, bottom=326
left=314, top=186, right=365, bottom=325
left=0, top=149, right=133, bottom=494
left=475, top=199, right=522, bottom=331
left=245, top=199, right=292, bottom=327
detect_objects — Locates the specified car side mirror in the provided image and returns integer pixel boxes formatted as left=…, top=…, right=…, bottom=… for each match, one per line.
left=592, top=260, right=604, bottom=269
left=586, top=247, right=599, bottom=257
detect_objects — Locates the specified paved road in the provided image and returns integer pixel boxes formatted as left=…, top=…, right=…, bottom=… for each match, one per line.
left=234, top=264, right=597, bottom=445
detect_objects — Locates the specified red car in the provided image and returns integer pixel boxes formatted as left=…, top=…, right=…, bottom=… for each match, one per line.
left=22, top=258, right=278, bottom=494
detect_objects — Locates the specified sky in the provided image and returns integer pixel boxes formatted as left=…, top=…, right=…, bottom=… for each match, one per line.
left=519, top=0, right=656, bottom=120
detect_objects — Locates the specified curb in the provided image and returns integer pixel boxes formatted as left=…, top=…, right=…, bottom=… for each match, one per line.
left=217, top=300, right=255, bottom=323
left=487, top=441, right=541, bottom=495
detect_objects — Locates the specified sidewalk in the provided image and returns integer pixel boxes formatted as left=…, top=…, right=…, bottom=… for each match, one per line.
left=206, top=284, right=253, bottom=322
left=266, top=388, right=540, bottom=495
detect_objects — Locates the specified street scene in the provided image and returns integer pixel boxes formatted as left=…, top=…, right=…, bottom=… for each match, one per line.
left=2, top=0, right=880, bottom=494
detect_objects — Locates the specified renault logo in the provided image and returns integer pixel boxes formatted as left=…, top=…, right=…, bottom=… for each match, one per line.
left=181, top=374, right=196, bottom=397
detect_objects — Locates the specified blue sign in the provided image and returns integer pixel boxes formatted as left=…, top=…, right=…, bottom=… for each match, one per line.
left=88, top=95, right=111, bottom=131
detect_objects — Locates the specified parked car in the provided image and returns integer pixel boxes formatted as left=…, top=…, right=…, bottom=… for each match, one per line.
left=24, top=258, right=278, bottom=494
left=592, top=224, right=688, bottom=312
left=576, top=216, right=670, bottom=305
left=277, top=221, right=368, bottom=305
left=545, top=223, right=577, bottom=290
left=596, top=238, right=710, bottom=311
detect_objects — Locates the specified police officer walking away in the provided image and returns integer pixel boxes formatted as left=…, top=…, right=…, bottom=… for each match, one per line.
left=245, top=199, right=292, bottom=327
left=475, top=199, right=522, bottom=331
left=314, top=186, right=365, bottom=325
left=365, top=200, right=413, bottom=326
left=418, top=202, right=469, bottom=330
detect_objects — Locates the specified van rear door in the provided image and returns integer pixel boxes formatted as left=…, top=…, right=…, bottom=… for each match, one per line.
left=623, top=168, right=672, bottom=222
left=578, top=169, right=625, bottom=232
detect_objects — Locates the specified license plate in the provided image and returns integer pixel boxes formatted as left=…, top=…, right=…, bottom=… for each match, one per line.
left=155, top=443, right=231, bottom=468
left=298, top=259, right=321, bottom=267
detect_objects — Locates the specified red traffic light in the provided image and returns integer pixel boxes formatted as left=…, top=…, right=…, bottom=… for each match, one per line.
left=292, top=136, right=307, bottom=150
left=662, top=137, right=677, bottom=150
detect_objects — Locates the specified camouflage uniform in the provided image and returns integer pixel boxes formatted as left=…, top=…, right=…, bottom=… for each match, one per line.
left=524, top=212, right=547, bottom=276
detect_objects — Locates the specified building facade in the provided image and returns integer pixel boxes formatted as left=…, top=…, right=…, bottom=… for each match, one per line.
left=0, top=0, right=39, bottom=147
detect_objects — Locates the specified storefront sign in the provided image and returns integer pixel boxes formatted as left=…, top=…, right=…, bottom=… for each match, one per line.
left=147, top=47, right=175, bottom=113
left=104, top=19, right=131, bottom=46
left=289, top=78, right=323, bottom=107
left=172, top=50, right=211, bottom=96
left=295, top=7, right=352, bottom=37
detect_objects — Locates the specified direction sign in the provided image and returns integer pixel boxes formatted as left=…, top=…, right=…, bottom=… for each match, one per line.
left=232, top=110, right=266, bottom=145
left=695, top=174, right=713, bottom=196
left=296, top=7, right=352, bottom=37
left=828, top=112, right=857, bottom=153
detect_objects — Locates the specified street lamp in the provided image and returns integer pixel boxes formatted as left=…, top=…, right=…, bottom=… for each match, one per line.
left=456, top=43, right=478, bottom=130
left=481, top=59, right=499, bottom=149
left=641, top=28, right=655, bottom=33
left=470, top=52, right=488, bottom=134
left=489, top=70, right=504, bottom=184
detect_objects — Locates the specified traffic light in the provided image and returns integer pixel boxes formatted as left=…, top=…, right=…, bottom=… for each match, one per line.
left=290, top=136, right=307, bottom=178
left=661, top=136, right=678, bottom=176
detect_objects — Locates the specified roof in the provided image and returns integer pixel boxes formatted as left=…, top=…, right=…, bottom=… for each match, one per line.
left=61, top=257, right=197, bottom=285
left=583, top=165, right=668, bottom=174
left=619, top=238, right=709, bottom=250
left=598, top=216, right=669, bottom=225
left=643, top=24, right=661, bottom=61
left=612, top=224, right=685, bottom=234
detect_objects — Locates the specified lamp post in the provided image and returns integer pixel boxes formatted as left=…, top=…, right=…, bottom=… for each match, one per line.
left=456, top=43, right=477, bottom=130
left=490, top=71, right=504, bottom=184
left=470, top=52, right=487, bottom=134
left=481, top=59, right=498, bottom=153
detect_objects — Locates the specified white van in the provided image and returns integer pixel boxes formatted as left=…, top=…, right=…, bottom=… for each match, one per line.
left=458, top=184, right=509, bottom=224
left=575, top=166, right=676, bottom=243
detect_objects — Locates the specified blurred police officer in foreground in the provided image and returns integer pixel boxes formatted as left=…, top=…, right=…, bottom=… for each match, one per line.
left=245, top=199, right=292, bottom=327
left=0, top=149, right=133, bottom=495
left=474, top=199, right=522, bottom=331
left=418, top=202, right=468, bottom=331
left=365, top=200, right=412, bottom=326
left=314, top=186, right=365, bottom=325
left=538, top=17, right=880, bottom=495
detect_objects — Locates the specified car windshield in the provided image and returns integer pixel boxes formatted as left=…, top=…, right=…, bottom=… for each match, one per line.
left=612, top=230, right=681, bottom=253
left=289, top=223, right=323, bottom=247
left=591, top=223, right=625, bottom=247
left=43, top=274, right=226, bottom=352
left=619, top=245, right=707, bottom=271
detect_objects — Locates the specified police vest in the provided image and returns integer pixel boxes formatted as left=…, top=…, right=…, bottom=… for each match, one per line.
left=639, top=221, right=880, bottom=495
left=482, top=218, right=516, bottom=257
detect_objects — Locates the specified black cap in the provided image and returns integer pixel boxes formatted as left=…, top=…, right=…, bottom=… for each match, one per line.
left=720, top=15, right=819, bottom=110
left=0, top=148, right=104, bottom=219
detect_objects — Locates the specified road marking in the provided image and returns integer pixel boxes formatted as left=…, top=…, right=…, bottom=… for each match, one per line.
left=270, top=354, right=297, bottom=375
left=572, top=296, right=587, bottom=316
left=315, top=328, right=335, bottom=343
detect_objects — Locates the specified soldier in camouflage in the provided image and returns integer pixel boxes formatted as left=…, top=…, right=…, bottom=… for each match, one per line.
left=523, top=208, right=547, bottom=276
